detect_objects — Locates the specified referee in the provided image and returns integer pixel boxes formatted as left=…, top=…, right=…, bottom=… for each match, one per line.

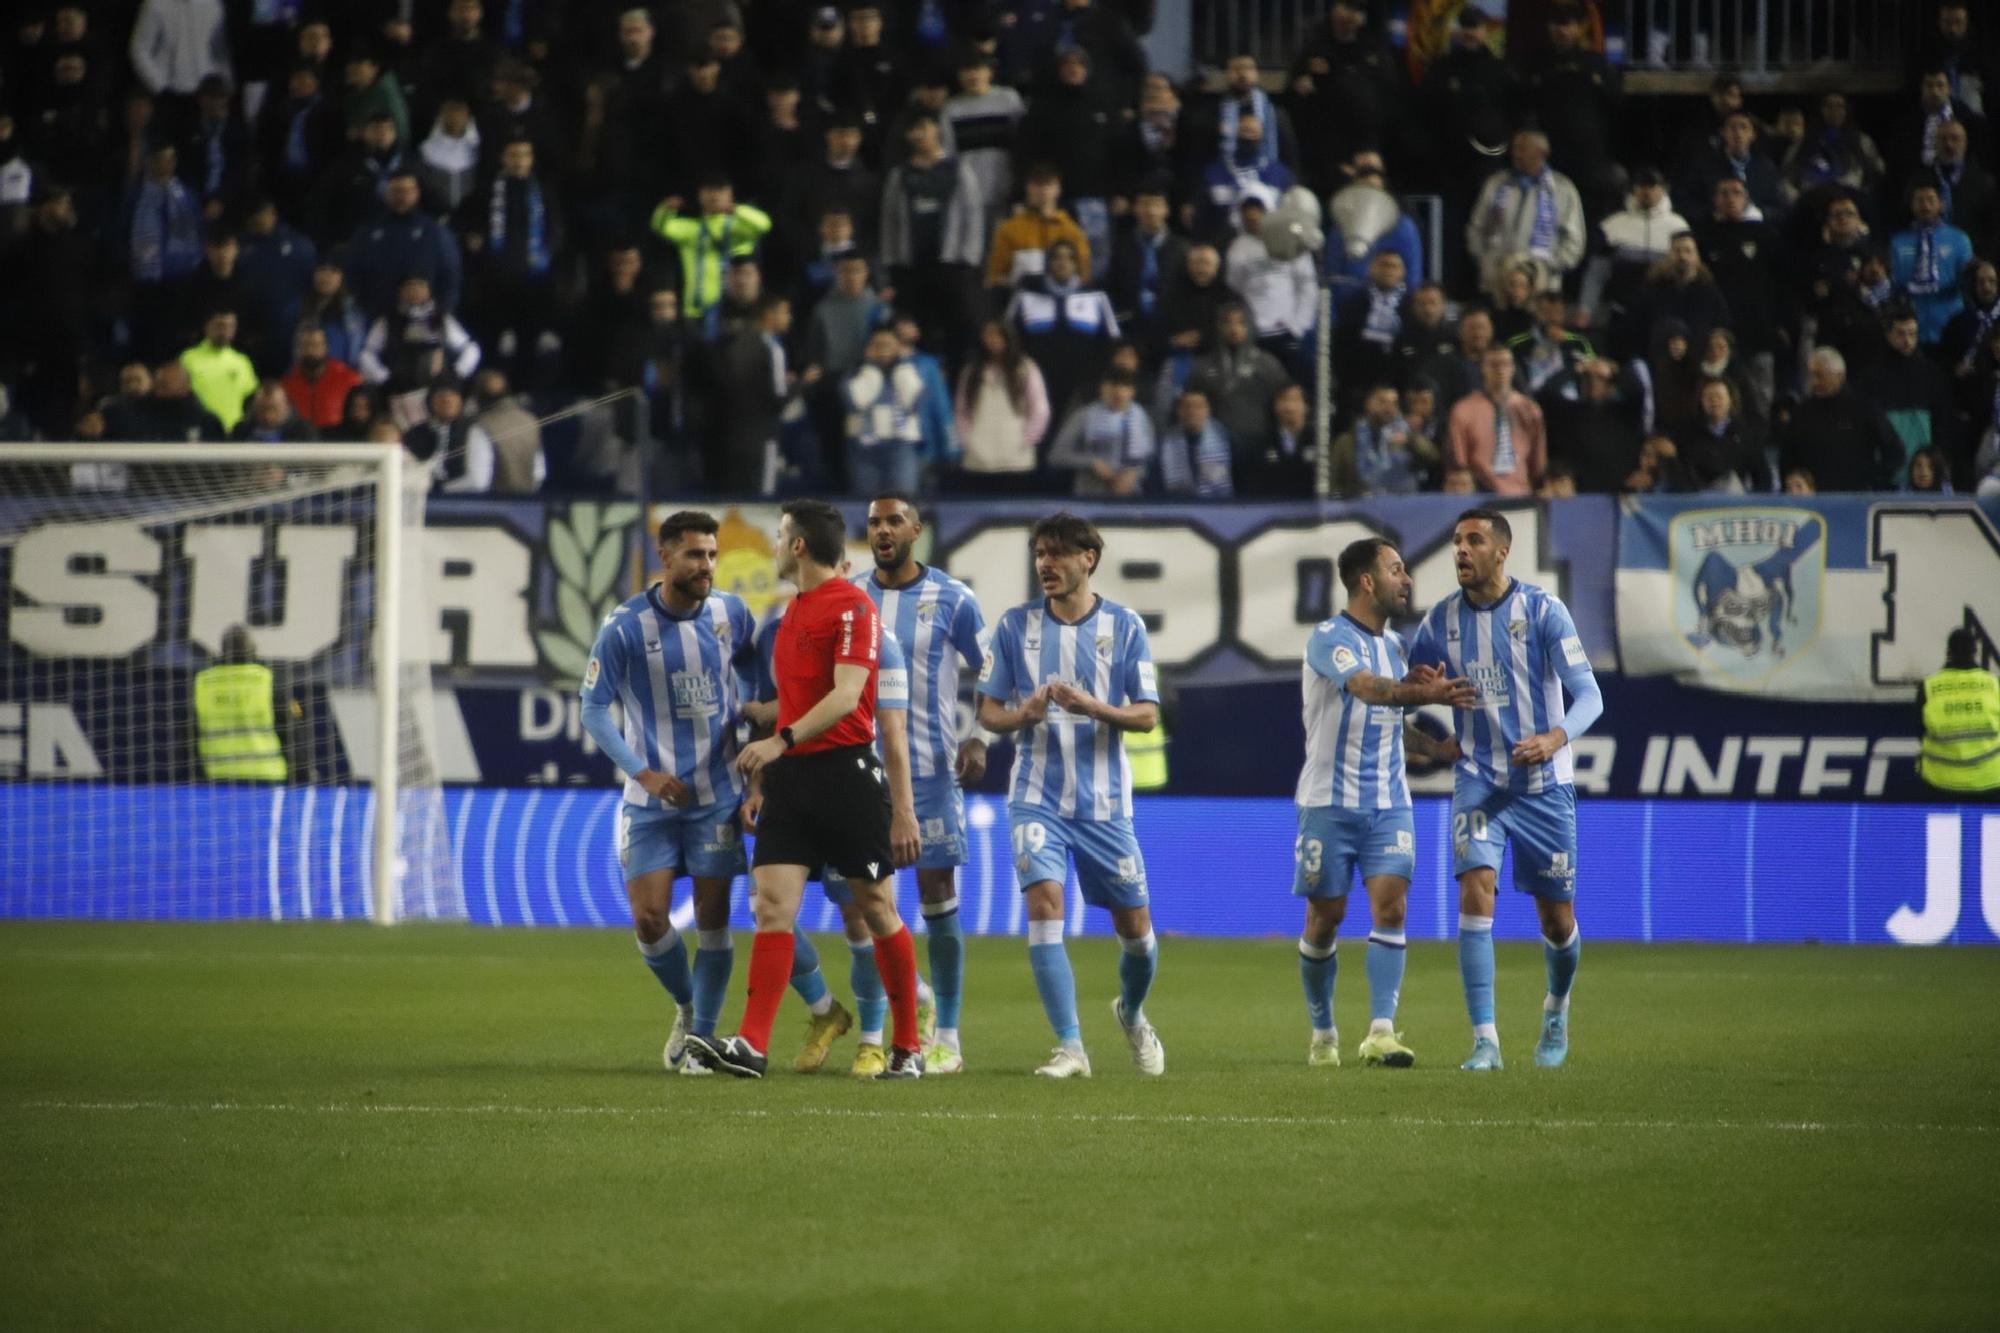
left=686, top=500, right=927, bottom=1080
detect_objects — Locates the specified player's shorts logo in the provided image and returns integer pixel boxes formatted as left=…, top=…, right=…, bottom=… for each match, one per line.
left=922, top=817, right=947, bottom=842
left=1391, top=829, right=1414, bottom=855
left=1547, top=850, right=1572, bottom=879
left=1673, top=508, right=1825, bottom=683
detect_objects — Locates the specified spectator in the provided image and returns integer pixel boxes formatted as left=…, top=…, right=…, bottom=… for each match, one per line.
left=415, top=96, right=482, bottom=214
left=1645, top=317, right=1703, bottom=436
left=882, top=69, right=958, bottom=169
left=1696, top=327, right=1766, bottom=427
left=880, top=113, right=985, bottom=361
left=1510, top=291, right=1595, bottom=397
left=1416, top=6, right=1513, bottom=201
left=1907, top=445, right=1953, bottom=494
left=415, top=0, right=500, bottom=110
left=1676, top=112, right=1785, bottom=223
left=1638, top=232, right=1731, bottom=362
left=180, top=308, right=257, bottom=431
left=187, top=230, right=250, bottom=345
left=702, top=257, right=767, bottom=344
left=1043, top=0, right=1147, bottom=110
left=956, top=318, right=1051, bottom=478
left=1226, top=196, right=1315, bottom=373
left=1328, top=382, right=1436, bottom=497
left=1017, top=46, right=1122, bottom=274
left=1579, top=166, right=1687, bottom=337
left=1157, top=386, right=1234, bottom=497
left=661, top=55, right=758, bottom=201
left=1155, top=242, right=1237, bottom=364
left=471, top=367, right=546, bottom=494
left=142, top=358, right=224, bottom=441
left=1117, top=73, right=1195, bottom=202
left=1333, top=248, right=1409, bottom=411
left=831, top=4, right=906, bottom=139
left=231, top=379, right=315, bottom=442
left=404, top=378, right=495, bottom=493
left=1466, top=130, right=1585, bottom=302
left=1939, top=259, right=2000, bottom=373
left=1914, top=3, right=1987, bottom=117
left=1107, top=181, right=1188, bottom=349
left=753, top=75, right=814, bottom=201
left=1192, top=110, right=1295, bottom=242
left=333, top=383, right=386, bottom=442
left=704, top=293, right=791, bottom=494
left=175, top=73, right=249, bottom=221
left=1695, top=178, right=1786, bottom=411
left=1047, top=367, right=1153, bottom=496
left=1285, top=0, right=1402, bottom=193
left=1858, top=309, right=1957, bottom=485
left=308, top=112, right=405, bottom=247
left=1545, top=357, right=1646, bottom=493
left=1393, top=283, right=1457, bottom=391
left=1, top=185, right=92, bottom=433
left=1007, top=238, right=1120, bottom=423
left=1622, top=434, right=1691, bottom=493
left=987, top=163, right=1090, bottom=290
left=1783, top=465, right=1817, bottom=495
left=843, top=325, right=929, bottom=494
left=944, top=53, right=1024, bottom=247
left=1242, top=380, right=1320, bottom=497
left=1448, top=345, right=1546, bottom=494
left=347, top=170, right=464, bottom=318
left=102, top=363, right=155, bottom=440
left=1489, top=260, right=1540, bottom=346
left=121, top=142, right=205, bottom=361
left=1780, top=93, right=1886, bottom=207
left=235, top=199, right=317, bottom=376
left=1416, top=304, right=1494, bottom=409
left=128, top=0, right=231, bottom=102
left=1802, top=200, right=1882, bottom=378
left=1889, top=176, right=1974, bottom=345
left=1781, top=347, right=1902, bottom=491
left=1185, top=302, right=1291, bottom=467
left=342, top=46, right=410, bottom=146
left=1924, top=118, right=1992, bottom=243
left=1522, top=2, right=1622, bottom=209
left=782, top=114, right=880, bottom=267
left=1899, top=68, right=1988, bottom=183
left=1323, top=151, right=1424, bottom=294
left=891, top=312, right=959, bottom=473
left=804, top=251, right=886, bottom=385
left=303, top=261, right=371, bottom=370
left=650, top=174, right=771, bottom=323
left=1677, top=375, right=1769, bottom=493
left=29, top=50, right=110, bottom=193
left=1211, top=51, right=1297, bottom=171
left=460, top=137, right=564, bottom=381
left=281, top=323, right=362, bottom=431
left=359, top=275, right=481, bottom=409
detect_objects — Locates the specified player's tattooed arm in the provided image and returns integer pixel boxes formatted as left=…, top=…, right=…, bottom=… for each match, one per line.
left=1403, top=723, right=1462, bottom=765
left=1346, top=666, right=1478, bottom=708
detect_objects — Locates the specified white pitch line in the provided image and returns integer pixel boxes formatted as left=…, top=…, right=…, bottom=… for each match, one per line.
left=13, top=1100, right=1996, bottom=1136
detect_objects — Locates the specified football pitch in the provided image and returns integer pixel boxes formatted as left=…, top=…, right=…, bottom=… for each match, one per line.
left=2, top=923, right=1995, bottom=1331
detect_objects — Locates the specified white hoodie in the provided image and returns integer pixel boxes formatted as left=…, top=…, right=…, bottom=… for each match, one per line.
left=1580, top=191, right=1693, bottom=316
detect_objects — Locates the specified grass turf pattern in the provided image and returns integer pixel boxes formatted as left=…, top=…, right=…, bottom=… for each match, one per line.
left=2, top=922, right=1995, bottom=1330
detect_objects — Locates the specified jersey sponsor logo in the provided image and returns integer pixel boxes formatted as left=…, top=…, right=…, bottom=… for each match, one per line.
left=584, top=656, right=600, bottom=689
left=1675, top=508, right=1826, bottom=683
left=879, top=668, right=909, bottom=694
left=1331, top=645, right=1360, bottom=673
left=670, top=669, right=719, bottom=718
left=1560, top=635, right=1587, bottom=668
left=1468, top=660, right=1511, bottom=702
left=1137, top=661, right=1158, bottom=694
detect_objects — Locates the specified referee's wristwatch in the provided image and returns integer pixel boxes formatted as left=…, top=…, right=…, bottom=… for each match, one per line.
left=778, top=726, right=797, bottom=750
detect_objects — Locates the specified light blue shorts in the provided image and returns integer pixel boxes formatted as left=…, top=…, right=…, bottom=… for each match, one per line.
left=1451, top=776, right=1578, bottom=901
left=911, top=771, right=967, bottom=869
left=617, top=797, right=747, bottom=882
left=1293, top=804, right=1416, bottom=898
left=1009, top=803, right=1149, bottom=910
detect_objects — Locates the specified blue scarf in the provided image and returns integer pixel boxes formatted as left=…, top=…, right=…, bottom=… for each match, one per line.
left=1138, top=231, right=1162, bottom=315
left=1219, top=88, right=1278, bottom=171
left=1162, top=421, right=1232, bottom=496
left=1491, top=396, right=1518, bottom=475
left=129, top=177, right=203, bottom=282
left=284, top=96, right=318, bottom=172
left=1361, top=283, right=1405, bottom=348
left=1912, top=224, right=1941, bottom=293
left=1356, top=418, right=1421, bottom=495
left=1506, top=170, right=1559, bottom=258
left=489, top=176, right=550, bottom=274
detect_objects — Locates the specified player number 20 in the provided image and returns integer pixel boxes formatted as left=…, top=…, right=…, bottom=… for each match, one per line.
left=1012, top=823, right=1048, bottom=857
left=1453, top=811, right=1489, bottom=843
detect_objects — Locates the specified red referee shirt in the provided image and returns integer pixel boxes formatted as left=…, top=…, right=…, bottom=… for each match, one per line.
left=772, top=576, right=880, bottom=754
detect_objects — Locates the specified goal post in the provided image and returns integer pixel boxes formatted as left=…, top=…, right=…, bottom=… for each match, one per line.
left=0, top=441, right=460, bottom=923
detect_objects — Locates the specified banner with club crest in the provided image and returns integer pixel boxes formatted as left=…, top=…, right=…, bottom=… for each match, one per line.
left=1614, top=495, right=2000, bottom=702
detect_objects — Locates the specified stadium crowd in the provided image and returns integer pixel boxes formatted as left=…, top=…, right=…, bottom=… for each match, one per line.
left=1, top=0, right=1998, bottom=498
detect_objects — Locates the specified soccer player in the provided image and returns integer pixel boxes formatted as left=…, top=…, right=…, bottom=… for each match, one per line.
left=578, top=511, right=770, bottom=1073
left=977, top=513, right=1164, bottom=1079
left=747, top=593, right=928, bottom=1077
left=1295, top=538, right=1474, bottom=1068
left=685, top=500, right=927, bottom=1080
left=1408, top=508, right=1604, bottom=1070
left=858, top=493, right=989, bottom=1073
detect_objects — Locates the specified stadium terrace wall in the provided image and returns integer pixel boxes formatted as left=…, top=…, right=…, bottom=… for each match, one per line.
left=4, top=785, right=1996, bottom=945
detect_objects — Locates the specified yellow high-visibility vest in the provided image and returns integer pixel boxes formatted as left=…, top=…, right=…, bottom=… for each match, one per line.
left=1920, top=667, right=2000, bottom=793
left=193, top=663, right=287, bottom=782
left=1128, top=722, right=1169, bottom=792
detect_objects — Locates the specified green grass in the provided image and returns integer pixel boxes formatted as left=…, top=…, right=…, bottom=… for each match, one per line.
left=1, top=923, right=1995, bottom=1332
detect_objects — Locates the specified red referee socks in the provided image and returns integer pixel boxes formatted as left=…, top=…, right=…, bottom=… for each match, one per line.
left=874, top=925, right=920, bottom=1052
left=739, top=930, right=794, bottom=1055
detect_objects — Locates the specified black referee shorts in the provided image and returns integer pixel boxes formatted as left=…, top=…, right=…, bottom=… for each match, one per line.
left=752, top=744, right=894, bottom=884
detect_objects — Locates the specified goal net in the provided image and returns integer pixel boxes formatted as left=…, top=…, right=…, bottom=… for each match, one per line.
left=0, top=443, right=460, bottom=923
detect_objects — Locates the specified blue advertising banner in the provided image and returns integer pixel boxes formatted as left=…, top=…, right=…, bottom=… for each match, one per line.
left=5, top=786, right=1996, bottom=946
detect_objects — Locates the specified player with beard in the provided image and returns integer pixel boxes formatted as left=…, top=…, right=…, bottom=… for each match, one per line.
left=1293, top=539, right=1474, bottom=1068
left=1408, top=509, right=1604, bottom=1070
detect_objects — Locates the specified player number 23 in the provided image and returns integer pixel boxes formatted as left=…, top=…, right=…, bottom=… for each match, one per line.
left=1012, top=823, right=1048, bottom=857
left=1294, top=837, right=1323, bottom=873
left=1453, top=811, right=1490, bottom=843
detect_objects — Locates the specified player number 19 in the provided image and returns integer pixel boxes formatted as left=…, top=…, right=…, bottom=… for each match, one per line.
left=1012, top=822, right=1048, bottom=857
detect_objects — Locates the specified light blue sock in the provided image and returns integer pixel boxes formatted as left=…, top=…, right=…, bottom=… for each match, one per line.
left=1298, top=938, right=1335, bottom=1032
left=1544, top=925, right=1581, bottom=1006
left=791, top=930, right=830, bottom=1010
left=922, top=897, right=965, bottom=1031
left=638, top=927, right=692, bottom=1005
left=1366, top=928, right=1407, bottom=1024
left=691, top=929, right=731, bottom=1037
left=1459, top=913, right=1496, bottom=1032
left=1116, top=930, right=1157, bottom=1024
left=849, top=938, right=887, bottom=1038
left=1027, top=920, right=1081, bottom=1043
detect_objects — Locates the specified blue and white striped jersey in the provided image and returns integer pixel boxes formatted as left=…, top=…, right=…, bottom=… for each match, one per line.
left=856, top=566, right=986, bottom=779
left=755, top=600, right=908, bottom=714
left=582, top=588, right=759, bottom=810
left=1297, top=613, right=1413, bottom=810
left=1407, top=578, right=1599, bottom=793
left=979, top=596, right=1160, bottom=821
